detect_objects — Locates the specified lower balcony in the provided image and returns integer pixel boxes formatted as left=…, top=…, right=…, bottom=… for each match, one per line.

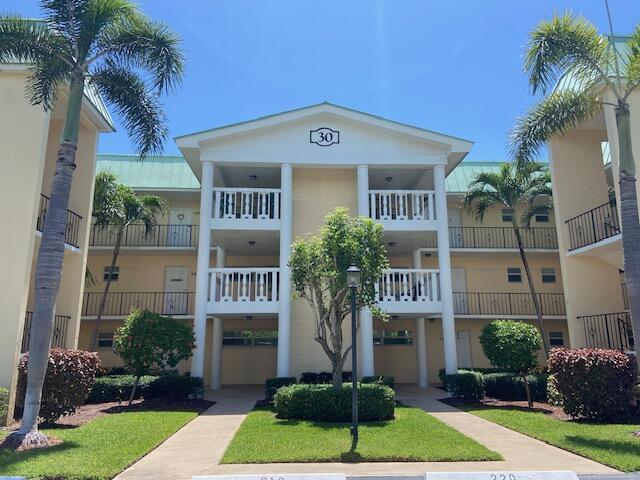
left=22, top=311, right=70, bottom=353
left=208, top=268, right=280, bottom=315
left=37, top=193, right=83, bottom=249
left=424, top=226, right=558, bottom=250
left=376, top=269, right=442, bottom=314
left=452, top=292, right=566, bottom=317
left=579, top=311, right=634, bottom=351
left=566, top=200, right=621, bottom=251
left=82, top=291, right=195, bottom=317
left=89, top=224, right=198, bottom=248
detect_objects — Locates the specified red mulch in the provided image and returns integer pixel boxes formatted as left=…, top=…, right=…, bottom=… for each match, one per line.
left=441, top=396, right=573, bottom=421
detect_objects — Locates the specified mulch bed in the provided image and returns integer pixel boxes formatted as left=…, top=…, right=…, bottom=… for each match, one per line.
left=441, top=396, right=572, bottom=421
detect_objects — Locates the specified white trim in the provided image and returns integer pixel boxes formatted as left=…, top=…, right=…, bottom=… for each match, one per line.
left=567, top=233, right=622, bottom=256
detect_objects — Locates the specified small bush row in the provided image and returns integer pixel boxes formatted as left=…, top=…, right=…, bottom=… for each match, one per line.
left=87, top=373, right=202, bottom=403
left=0, top=387, right=8, bottom=426
left=442, top=369, right=548, bottom=401
left=299, top=371, right=352, bottom=384
left=265, top=373, right=395, bottom=401
left=274, top=383, right=395, bottom=421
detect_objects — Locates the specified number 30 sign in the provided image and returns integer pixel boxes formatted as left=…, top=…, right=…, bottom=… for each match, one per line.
left=310, top=127, right=340, bottom=147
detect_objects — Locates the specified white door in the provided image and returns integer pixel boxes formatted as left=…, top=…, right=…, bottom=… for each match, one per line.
left=448, top=209, right=463, bottom=247
left=456, top=330, right=473, bottom=369
left=167, top=208, right=193, bottom=246
left=451, top=268, right=468, bottom=314
left=164, top=267, right=189, bottom=314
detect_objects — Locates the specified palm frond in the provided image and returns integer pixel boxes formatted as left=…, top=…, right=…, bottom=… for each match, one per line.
left=91, top=65, right=167, bottom=157
left=524, top=12, right=611, bottom=95
left=521, top=203, right=553, bottom=228
left=463, top=187, right=502, bottom=221
left=0, top=16, right=71, bottom=65
left=510, top=89, right=601, bottom=165
left=26, top=56, right=70, bottom=110
left=97, top=13, right=185, bottom=94
left=624, top=25, right=640, bottom=98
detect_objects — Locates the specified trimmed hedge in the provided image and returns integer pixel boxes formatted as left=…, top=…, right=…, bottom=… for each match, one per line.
left=146, top=375, right=203, bottom=402
left=265, top=377, right=297, bottom=400
left=483, top=373, right=548, bottom=402
left=299, top=371, right=352, bottom=384
left=16, top=348, right=101, bottom=424
left=0, top=387, right=8, bottom=426
left=274, top=383, right=395, bottom=421
left=443, top=371, right=485, bottom=399
left=548, top=348, right=637, bottom=421
left=438, top=367, right=513, bottom=384
left=86, top=375, right=158, bottom=403
left=362, top=375, right=395, bottom=389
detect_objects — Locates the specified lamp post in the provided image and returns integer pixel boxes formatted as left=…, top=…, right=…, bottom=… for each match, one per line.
left=346, top=264, right=361, bottom=446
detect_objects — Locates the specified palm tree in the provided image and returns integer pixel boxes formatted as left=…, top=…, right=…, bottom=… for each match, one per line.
left=463, top=162, right=553, bottom=357
left=89, top=171, right=166, bottom=352
left=510, top=13, right=640, bottom=366
left=0, top=1, right=184, bottom=449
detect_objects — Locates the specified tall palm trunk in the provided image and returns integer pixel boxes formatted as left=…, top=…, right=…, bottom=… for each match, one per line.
left=89, top=228, right=124, bottom=351
left=616, top=103, right=640, bottom=368
left=513, top=223, right=550, bottom=358
left=5, top=77, right=85, bottom=449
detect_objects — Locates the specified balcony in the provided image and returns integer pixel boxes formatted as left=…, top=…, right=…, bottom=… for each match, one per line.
left=376, top=269, right=442, bottom=314
left=22, top=311, right=69, bottom=353
left=82, top=291, right=195, bottom=317
left=37, top=194, right=83, bottom=249
left=89, top=224, right=199, bottom=248
left=369, top=190, right=436, bottom=230
left=208, top=267, right=280, bottom=314
left=566, top=200, right=620, bottom=251
left=213, top=188, right=281, bottom=230
left=424, top=226, right=558, bottom=250
left=579, top=311, right=634, bottom=351
left=452, top=292, right=566, bottom=317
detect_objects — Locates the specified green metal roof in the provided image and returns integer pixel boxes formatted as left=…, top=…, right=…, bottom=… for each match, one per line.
left=97, top=155, right=508, bottom=193
left=96, top=155, right=200, bottom=189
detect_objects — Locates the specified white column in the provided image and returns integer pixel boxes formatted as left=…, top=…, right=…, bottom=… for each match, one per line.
left=192, top=161, right=214, bottom=379
left=357, top=164, right=375, bottom=377
left=413, top=249, right=429, bottom=386
left=434, top=164, right=458, bottom=374
left=210, top=246, right=225, bottom=389
left=277, top=164, right=293, bottom=377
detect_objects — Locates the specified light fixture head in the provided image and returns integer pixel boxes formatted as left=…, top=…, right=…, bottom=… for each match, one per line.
left=248, top=240, right=256, bottom=246
left=246, top=315, right=253, bottom=321
left=388, top=241, right=396, bottom=247
left=346, top=264, right=361, bottom=288
left=385, top=176, right=393, bottom=182
left=424, top=252, right=432, bottom=257
left=250, top=174, right=257, bottom=181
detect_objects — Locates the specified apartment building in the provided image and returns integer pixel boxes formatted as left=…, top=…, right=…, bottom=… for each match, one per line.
left=548, top=48, right=638, bottom=353
left=78, top=103, right=568, bottom=387
left=0, top=66, right=114, bottom=415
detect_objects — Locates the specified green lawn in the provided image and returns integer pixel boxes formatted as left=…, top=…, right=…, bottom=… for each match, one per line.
left=461, top=404, right=640, bottom=472
left=222, top=405, right=501, bottom=463
left=0, top=409, right=199, bottom=479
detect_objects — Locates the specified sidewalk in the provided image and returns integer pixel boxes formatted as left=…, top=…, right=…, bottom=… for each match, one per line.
left=114, top=385, right=617, bottom=480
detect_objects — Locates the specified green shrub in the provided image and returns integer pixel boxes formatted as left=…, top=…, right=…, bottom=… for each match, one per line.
left=274, top=383, right=394, bottom=421
left=86, top=375, right=158, bottom=403
left=546, top=374, right=563, bottom=407
left=438, top=367, right=514, bottom=385
left=444, top=370, right=485, bottom=399
left=0, top=387, right=8, bottom=426
left=146, top=374, right=203, bottom=402
left=483, top=372, right=548, bottom=401
left=548, top=348, right=637, bottom=421
left=362, top=375, right=395, bottom=389
left=264, top=377, right=297, bottom=400
left=299, top=371, right=352, bottom=384
left=16, top=348, right=101, bottom=424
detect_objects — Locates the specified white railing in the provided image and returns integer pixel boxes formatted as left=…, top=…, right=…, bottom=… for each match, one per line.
left=213, top=188, right=281, bottom=221
left=376, top=269, right=441, bottom=313
left=208, top=268, right=280, bottom=313
left=369, top=190, right=436, bottom=222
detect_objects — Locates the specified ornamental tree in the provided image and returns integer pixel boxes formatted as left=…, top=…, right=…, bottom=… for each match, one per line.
left=479, top=319, right=542, bottom=407
left=114, top=309, right=194, bottom=404
left=289, top=207, right=388, bottom=389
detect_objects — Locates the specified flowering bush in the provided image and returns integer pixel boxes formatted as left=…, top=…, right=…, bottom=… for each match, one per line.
left=548, top=348, right=637, bottom=421
left=15, top=348, right=101, bottom=424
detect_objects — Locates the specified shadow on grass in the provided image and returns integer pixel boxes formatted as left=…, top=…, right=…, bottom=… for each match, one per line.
left=565, top=434, right=640, bottom=453
left=0, top=440, right=80, bottom=469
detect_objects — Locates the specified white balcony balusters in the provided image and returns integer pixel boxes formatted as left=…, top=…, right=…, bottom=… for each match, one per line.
left=208, top=268, right=280, bottom=314
left=376, top=269, right=442, bottom=314
left=213, top=188, right=280, bottom=222
left=369, top=190, right=436, bottom=229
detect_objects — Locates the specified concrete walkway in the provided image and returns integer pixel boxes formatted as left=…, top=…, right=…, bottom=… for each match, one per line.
left=114, top=385, right=617, bottom=480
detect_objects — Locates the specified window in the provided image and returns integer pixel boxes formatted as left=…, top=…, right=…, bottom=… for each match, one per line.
left=535, top=212, right=550, bottom=223
left=103, top=266, right=119, bottom=281
left=502, top=209, right=513, bottom=222
left=541, top=268, right=556, bottom=283
left=373, top=330, right=413, bottom=346
left=97, top=332, right=114, bottom=349
left=549, top=331, right=564, bottom=347
left=222, top=330, right=277, bottom=346
left=507, top=267, right=522, bottom=283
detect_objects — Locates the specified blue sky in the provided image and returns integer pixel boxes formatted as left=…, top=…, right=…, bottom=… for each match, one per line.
left=6, top=1, right=640, bottom=159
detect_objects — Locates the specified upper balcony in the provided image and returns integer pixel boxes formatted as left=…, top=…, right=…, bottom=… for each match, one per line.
left=566, top=200, right=621, bottom=252
left=82, top=291, right=195, bottom=317
left=424, top=226, right=558, bottom=251
left=369, top=190, right=436, bottom=231
left=89, top=224, right=199, bottom=249
left=376, top=268, right=442, bottom=314
left=213, top=187, right=281, bottom=230
left=37, top=193, right=82, bottom=249
left=208, top=267, right=280, bottom=315
left=452, top=292, right=566, bottom=318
